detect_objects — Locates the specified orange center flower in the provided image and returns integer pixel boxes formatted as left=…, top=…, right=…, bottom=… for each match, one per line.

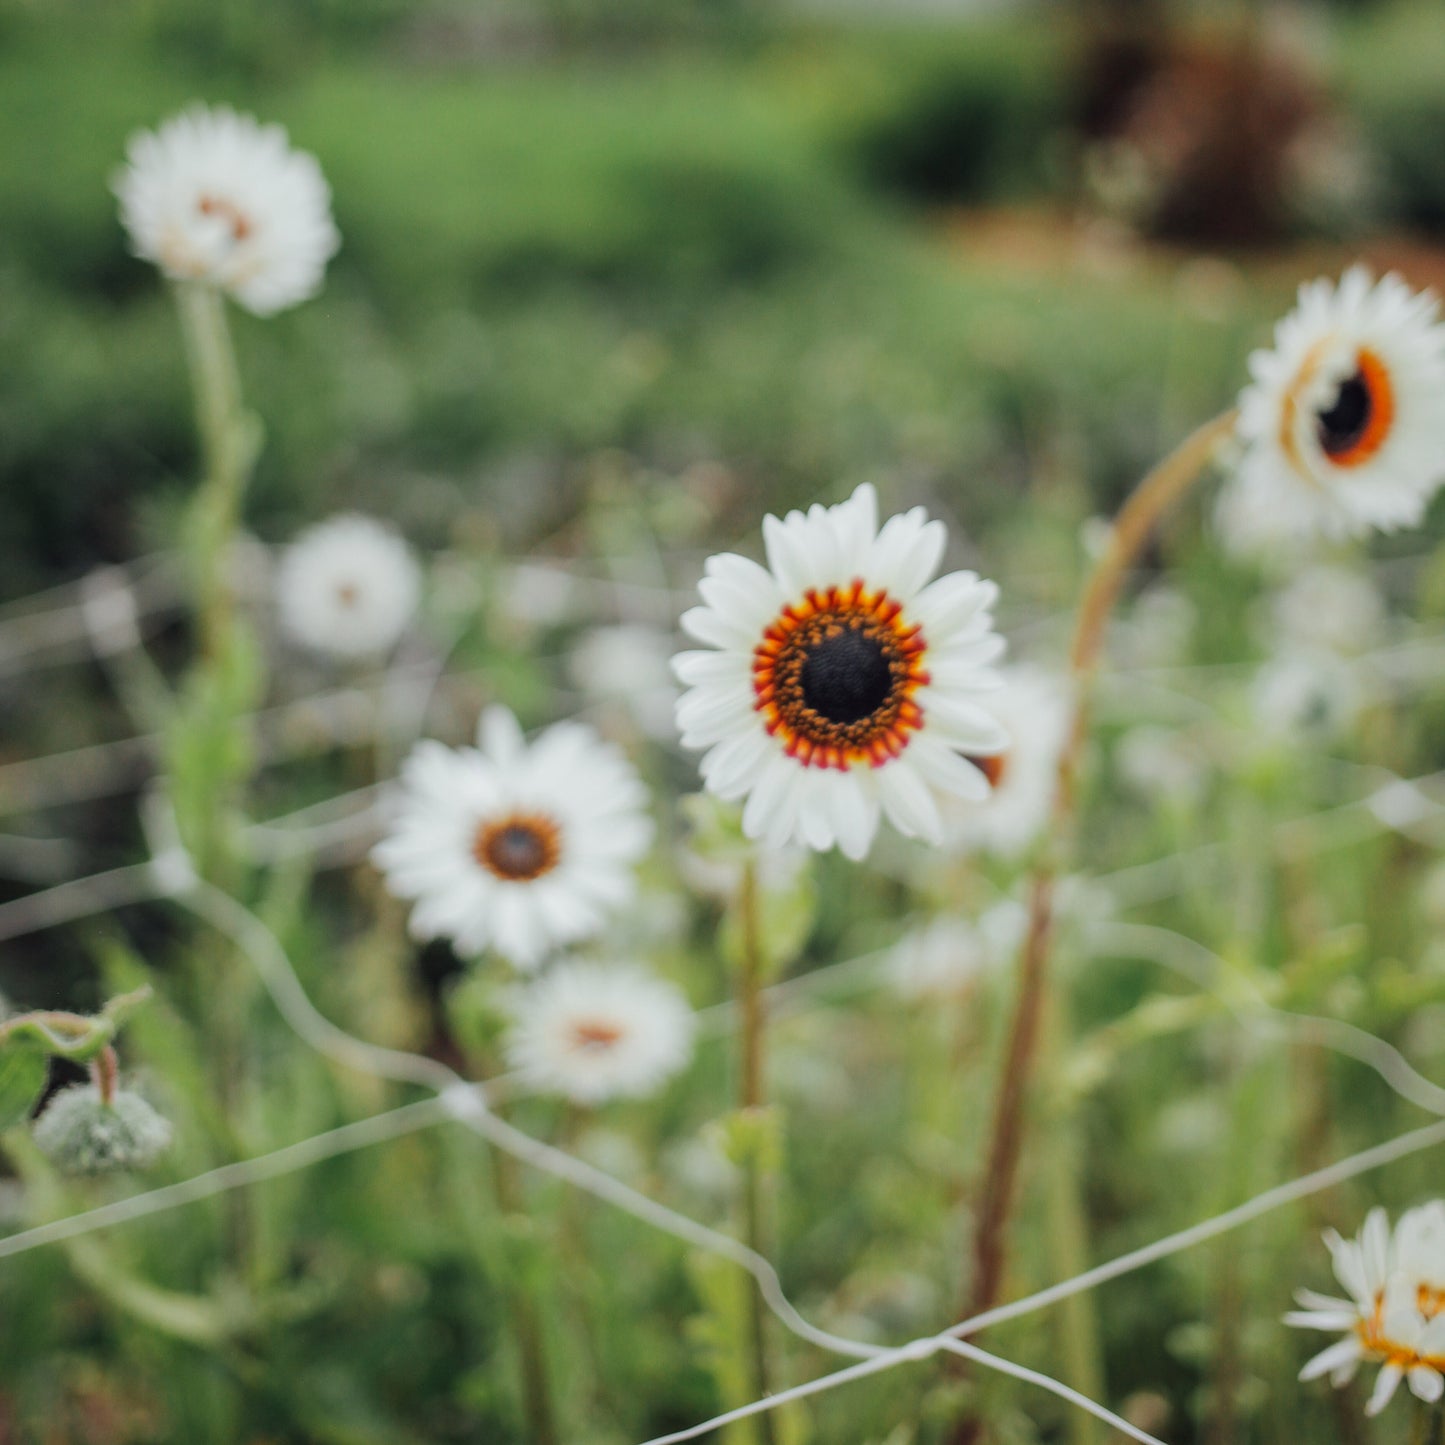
left=1316, top=348, right=1395, bottom=468
left=752, top=581, right=929, bottom=770
left=473, top=813, right=562, bottom=882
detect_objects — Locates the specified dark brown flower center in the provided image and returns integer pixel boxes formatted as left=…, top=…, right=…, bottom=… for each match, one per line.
left=472, top=814, right=561, bottom=882
left=754, top=583, right=930, bottom=770
left=1317, top=374, right=1371, bottom=457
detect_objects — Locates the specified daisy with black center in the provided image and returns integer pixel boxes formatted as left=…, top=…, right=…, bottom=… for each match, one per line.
left=372, top=707, right=653, bottom=969
left=672, top=483, right=1008, bottom=860
left=1218, top=266, right=1445, bottom=548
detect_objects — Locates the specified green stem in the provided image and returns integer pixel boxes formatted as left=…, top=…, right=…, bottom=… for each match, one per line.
left=736, top=857, right=777, bottom=1445
left=491, top=1140, right=560, bottom=1445
left=1040, top=992, right=1103, bottom=1445
left=174, top=281, right=249, bottom=662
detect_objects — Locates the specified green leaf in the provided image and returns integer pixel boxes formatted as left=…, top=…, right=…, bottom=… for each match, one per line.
left=0, top=1045, right=48, bottom=1132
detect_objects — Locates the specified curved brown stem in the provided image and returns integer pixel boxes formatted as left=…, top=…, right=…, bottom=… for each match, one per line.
left=948, top=410, right=1237, bottom=1444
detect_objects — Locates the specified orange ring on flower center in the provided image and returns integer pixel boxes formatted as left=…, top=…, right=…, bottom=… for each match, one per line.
left=1316, top=347, right=1395, bottom=469
left=752, top=581, right=929, bottom=770
left=473, top=812, right=562, bottom=881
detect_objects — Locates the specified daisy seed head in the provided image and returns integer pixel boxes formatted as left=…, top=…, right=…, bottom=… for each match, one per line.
left=672, top=483, right=1009, bottom=860
left=32, top=1085, right=172, bottom=1176
left=1218, top=267, right=1445, bottom=548
left=114, top=104, right=340, bottom=315
left=372, top=707, right=654, bottom=970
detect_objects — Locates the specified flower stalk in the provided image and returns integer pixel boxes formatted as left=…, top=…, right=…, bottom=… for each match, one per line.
left=174, top=281, right=254, bottom=663
left=735, top=854, right=778, bottom=1445
left=950, top=410, right=1237, bottom=1442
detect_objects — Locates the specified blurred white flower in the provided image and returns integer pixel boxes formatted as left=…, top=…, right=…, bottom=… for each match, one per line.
left=115, top=104, right=339, bottom=315
left=32, top=1085, right=172, bottom=1175
left=505, top=961, right=694, bottom=1105
left=569, top=623, right=679, bottom=741
left=1114, top=587, right=1197, bottom=671
left=887, top=900, right=1026, bottom=1001
left=277, top=514, right=420, bottom=662
left=1218, top=267, right=1445, bottom=549
left=1287, top=1204, right=1445, bottom=1416
left=1251, top=651, right=1365, bottom=741
left=373, top=707, right=652, bottom=969
left=1270, top=563, right=1386, bottom=657
left=944, top=668, right=1072, bottom=860
left=1116, top=725, right=1208, bottom=808
left=501, top=561, right=579, bottom=630
left=673, top=483, right=1007, bottom=860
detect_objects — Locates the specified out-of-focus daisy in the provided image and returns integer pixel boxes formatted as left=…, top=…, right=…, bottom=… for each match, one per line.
left=1270, top=563, right=1386, bottom=657
left=1218, top=267, right=1445, bottom=548
left=276, top=514, right=421, bottom=662
left=504, top=962, right=694, bottom=1105
left=944, top=668, right=1072, bottom=861
left=115, top=104, right=339, bottom=315
left=1116, top=725, right=1208, bottom=809
left=373, top=708, right=653, bottom=969
left=569, top=624, right=679, bottom=742
left=888, top=900, right=1027, bottom=1002
left=1251, top=650, right=1365, bottom=741
left=673, top=483, right=1007, bottom=860
left=1287, top=1204, right=1445, bottom=1416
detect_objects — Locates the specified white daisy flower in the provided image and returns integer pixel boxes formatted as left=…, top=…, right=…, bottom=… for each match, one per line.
left=672, top=483, right=1008, bottom=861
left=115, top=104, right=340, bottom=315
left=1270, top=563, right=1386, bottom=658
left=505, top=961, right=694, bottom=1105
left=1218, top=267, right=1445, bottom=548
left=569, top=624, right=679, bottom=742
left=276, top=514, right=421, bottom=662
left=372, top=707, right=653, bottom=970
left=1251, top=650, right=1365, bottom=741
left=1287, top=1204, right=1445, bottom=1416
left=944, top=668, right=1072, bottom=860
left=887, top=900, right=1026, bottom=1002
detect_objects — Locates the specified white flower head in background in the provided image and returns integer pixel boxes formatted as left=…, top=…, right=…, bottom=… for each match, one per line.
left=505, top=961, right=694, bottom=1105
left=373, top=708, right=653, bottom=969
left=1270, top=563, right=1386, bottom=658
left=32, top=1085, right=172, bottom=1176
left=888, top=900, right=1027, bottom=1002
left=1287, top=1204, right=1445, bottom=1416
left=115, top=104, right=340, bottom=315
left=944, top=667, right=1072, bottom=860
left=673, top=483, right=1007, bottom=861
left=1218, top=267, right=1445, bottom=549
left=1116, top=725, right=1208, bottom=810
left=569, top=623, right=679, bottom=741
left=1251, top=650, right=1365, bottom=742
left=277, top=514, right=421, bottom=662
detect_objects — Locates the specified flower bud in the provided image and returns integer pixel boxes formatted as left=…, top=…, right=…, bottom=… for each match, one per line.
left=32, top=1085, right=171, bottom=1175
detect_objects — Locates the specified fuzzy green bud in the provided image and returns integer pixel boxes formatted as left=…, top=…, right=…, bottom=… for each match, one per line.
left=32, top=1084, right=172, bottom=1175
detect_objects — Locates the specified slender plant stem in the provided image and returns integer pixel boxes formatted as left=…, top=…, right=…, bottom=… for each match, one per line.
left=174, top=282, right=248, bottom=662
left=949, top=410, right=1237, bottom=1444
left=736, top=856, right=778, bottom=1445
left=91, top=1045, right=119, bottom=1107
left=490, top=1135, right=561, bottom=1445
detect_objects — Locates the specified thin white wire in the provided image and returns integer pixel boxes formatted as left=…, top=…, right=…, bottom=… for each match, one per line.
left=1090, top=919, right=1445, bottom=1118
left=638, top=1118, right=1445, bottom=1445
left=0, top=862, right=160, bottom=945
left=936, top=1339, right=1166, bottom=1445
left=174, top=875, right=881, bottom=1362
left=0, top=1098, right=449, bottom=1262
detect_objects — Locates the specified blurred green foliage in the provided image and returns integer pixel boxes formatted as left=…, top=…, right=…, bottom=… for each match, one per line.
left=5, top=3, right=1445, bottom=1443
